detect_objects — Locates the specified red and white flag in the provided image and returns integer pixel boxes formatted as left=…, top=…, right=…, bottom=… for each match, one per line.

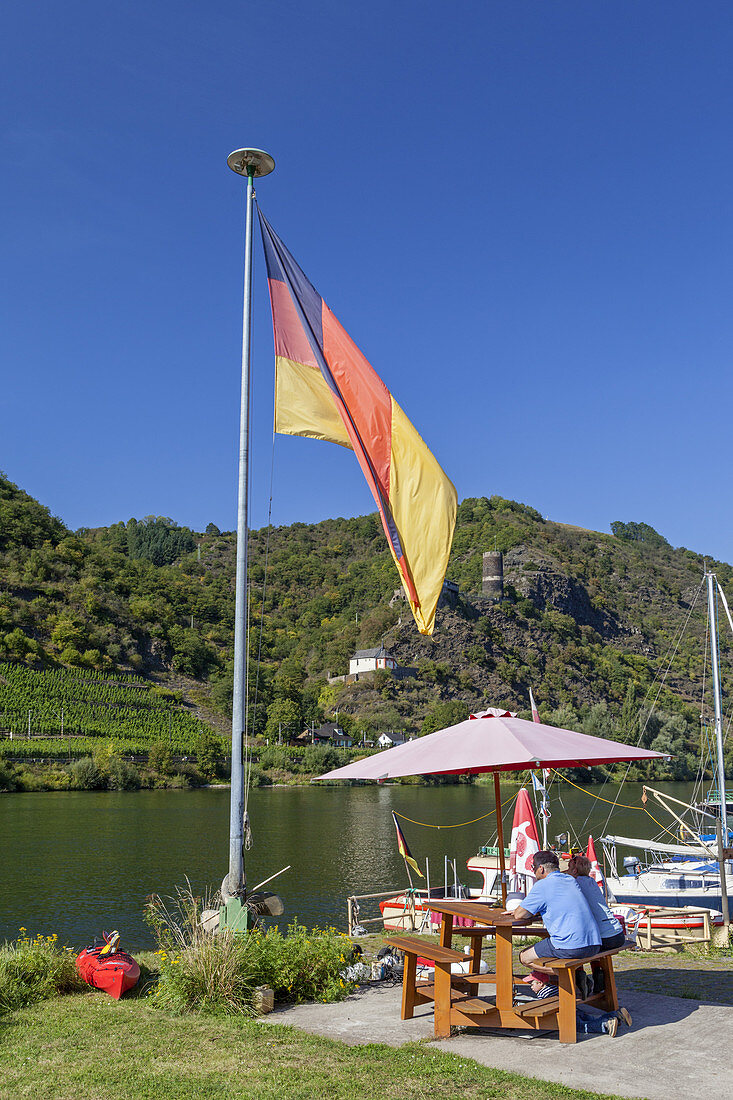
left=586, top=835, right=604, bottom=890
left=469, top=707, right=516, bottom=720
left=509, top=788, right=541, bottom=893
left=529, top=687, right=541, bottom=724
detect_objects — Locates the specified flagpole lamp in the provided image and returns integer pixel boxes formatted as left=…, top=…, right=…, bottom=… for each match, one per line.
left=222, top=148, right=275, bottom=931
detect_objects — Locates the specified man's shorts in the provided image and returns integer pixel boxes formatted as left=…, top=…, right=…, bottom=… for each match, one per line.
left=533, top=938, right=601, bottom=960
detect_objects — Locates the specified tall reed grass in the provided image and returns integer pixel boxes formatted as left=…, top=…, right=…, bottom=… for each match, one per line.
left=145, top=884, right=357, bottom=1016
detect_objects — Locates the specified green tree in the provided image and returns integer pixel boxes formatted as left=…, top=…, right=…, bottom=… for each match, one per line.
left=265, top=697, right=301, bottom=741
left=273, top=658, right=306, bottom=702
left=620, top=680, right=639, bottom=739
left=148, top=741, right=174, bottom=775
left=421, top=700, right=468, bottom=736
left=196, top=728, right=223, bottom=780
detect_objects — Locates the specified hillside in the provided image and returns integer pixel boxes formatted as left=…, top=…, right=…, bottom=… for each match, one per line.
left=1, top=472, right=731, bottom=779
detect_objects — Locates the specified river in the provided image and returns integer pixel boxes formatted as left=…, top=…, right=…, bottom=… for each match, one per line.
left=0, top=780, right=702, bottom=949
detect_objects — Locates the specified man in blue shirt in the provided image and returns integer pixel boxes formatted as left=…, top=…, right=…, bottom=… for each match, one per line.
left=511, top=850, right=601, bottom=983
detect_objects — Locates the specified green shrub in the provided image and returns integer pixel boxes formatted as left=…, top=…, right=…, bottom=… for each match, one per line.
left=247, top=764, right=267, bottom=787
left=0, top=932, right=85, bottom=1015
left=0, top=760, right=18, bottom=792
left=107, top=758, right=141, bottom=790
left=14, top=765, right=72, bottom=792
left=167, top=772, right=194, bottom=789
left=147, top=740, right=174, bottom=775
left=242, top=921, right=356, bottom=1004
left=301, top=744, right=343, bottom=774
left=68, top=756, right=104, bottom=790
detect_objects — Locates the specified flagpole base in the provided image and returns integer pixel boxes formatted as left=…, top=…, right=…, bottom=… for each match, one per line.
left=227, top=148, right=275, bottom=177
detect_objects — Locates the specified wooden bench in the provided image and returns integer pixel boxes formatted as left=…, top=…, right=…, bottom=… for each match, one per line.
left=535, top=942, right=630, bottom=1041
left=387, top=934, right=629, bottom=1043
left=385, top=934, right=470, bottom=1036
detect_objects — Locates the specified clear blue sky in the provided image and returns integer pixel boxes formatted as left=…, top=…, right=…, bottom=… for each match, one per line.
left=4, top=1, right=733, bottom=560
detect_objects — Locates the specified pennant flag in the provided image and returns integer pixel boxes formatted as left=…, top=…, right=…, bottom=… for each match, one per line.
left=509, top=788, right=540, bottom=892
left=586, top=835, right=604, bottom=890
left=258, top=208, right=457, bottom=636
left=392, top=812, right=423, bottom=878
left=528, top=690, right=550, bottom=829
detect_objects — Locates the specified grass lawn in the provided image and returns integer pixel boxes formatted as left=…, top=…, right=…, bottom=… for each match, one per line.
left=0, top=992, right=626, bottom=1100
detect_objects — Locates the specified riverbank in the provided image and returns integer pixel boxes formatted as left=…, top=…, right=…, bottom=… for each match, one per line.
left=0, top=760, right=523, bottom=794
left=3, top=945, right=733, bottom=1100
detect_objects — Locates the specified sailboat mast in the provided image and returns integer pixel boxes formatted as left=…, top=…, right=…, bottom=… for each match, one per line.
left=226, top=148, right=275, bottom=897
left=706, top=571, right=728, bottom=838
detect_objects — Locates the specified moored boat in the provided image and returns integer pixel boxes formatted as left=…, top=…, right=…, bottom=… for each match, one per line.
left=379, top=849, right=506, bottom=931
left=611, top=902, right=724, bottom=946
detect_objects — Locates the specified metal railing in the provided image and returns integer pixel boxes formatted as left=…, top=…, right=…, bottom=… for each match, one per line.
left=346, top=890, right=409, bottom=936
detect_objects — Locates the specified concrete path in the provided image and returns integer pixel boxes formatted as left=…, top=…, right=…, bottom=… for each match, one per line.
left=268, top=982, right=733, bottom=1100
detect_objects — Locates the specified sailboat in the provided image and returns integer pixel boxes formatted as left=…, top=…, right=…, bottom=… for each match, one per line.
left=601, top=571, right=732, bottom=922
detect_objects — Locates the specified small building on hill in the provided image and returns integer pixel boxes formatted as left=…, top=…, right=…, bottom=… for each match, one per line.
left=311, top=721, right=352, bottom=748
left=377, top=731, right=412, bottom=749
left=349, top=645, right=397, bottom=676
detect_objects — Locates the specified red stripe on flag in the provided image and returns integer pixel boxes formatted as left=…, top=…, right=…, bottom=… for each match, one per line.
left=321, top=303, right=392, bottom=504
left=268, top=279, right=318, bottom=366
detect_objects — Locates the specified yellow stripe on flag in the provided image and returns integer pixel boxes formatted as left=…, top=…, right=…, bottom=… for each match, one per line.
left=389, top=398, right=457, bottom=635
left=274, top=356, right=351, bottom=447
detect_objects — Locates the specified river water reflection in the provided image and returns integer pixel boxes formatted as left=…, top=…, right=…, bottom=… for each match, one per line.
left=0, top=780, right=700, bottom=949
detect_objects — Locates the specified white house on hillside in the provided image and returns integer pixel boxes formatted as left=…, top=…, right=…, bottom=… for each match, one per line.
left=377, top=731, right=411, bottom=749
left=349, top=645, right=397, bottom=676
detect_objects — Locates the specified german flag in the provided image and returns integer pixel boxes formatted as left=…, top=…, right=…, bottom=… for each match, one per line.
left=258, top=209, right=457, bottom=636
left=392, top=811, right=423, bottom=877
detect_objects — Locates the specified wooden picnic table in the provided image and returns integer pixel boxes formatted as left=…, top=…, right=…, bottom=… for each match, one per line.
left=386, top=898, right=623, bottom=1043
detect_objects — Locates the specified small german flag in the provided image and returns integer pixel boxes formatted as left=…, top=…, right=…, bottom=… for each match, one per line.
left=392, top=812, right=424, bottom=877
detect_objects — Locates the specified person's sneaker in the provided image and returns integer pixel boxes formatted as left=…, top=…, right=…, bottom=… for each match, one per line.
left=603, top=1017, right=619, bottom=1037
left=618, top=1007, right=633, bottom=1028
left=575, top=970, right=589, bottom=999
left=592, top=969, right=605, bottom=994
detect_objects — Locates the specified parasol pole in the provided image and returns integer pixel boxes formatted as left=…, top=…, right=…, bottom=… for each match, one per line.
left=226, top=148, right=275, bottom=900
left=494, top=772, right=508, bottom=906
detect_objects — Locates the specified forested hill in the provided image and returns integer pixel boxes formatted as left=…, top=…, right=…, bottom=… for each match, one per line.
left=1, top=471, right=731, bottom=777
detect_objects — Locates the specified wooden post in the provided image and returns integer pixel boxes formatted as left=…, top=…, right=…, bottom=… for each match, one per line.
left=347, top=897, right=353, bottom=937
left=494, top=772, right=508, bottom=906
left=557, top=969, right=577, bottom=1044
left=433, top=962, right=452, bottom=1039
left=598, top=955, right=619, bottom=1013
left=494, top=925, right=514, bottom=1011
left=401, top=951, right=418, bottom=1020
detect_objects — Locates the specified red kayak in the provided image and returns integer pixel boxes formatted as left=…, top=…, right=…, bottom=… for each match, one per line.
left=76, top=932, right=140, bottom=999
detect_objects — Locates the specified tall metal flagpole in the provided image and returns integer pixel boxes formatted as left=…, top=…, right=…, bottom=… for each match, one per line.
left=706, top=571, right=728, bottom=839
left=226, top=148, right=275, bottom=899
